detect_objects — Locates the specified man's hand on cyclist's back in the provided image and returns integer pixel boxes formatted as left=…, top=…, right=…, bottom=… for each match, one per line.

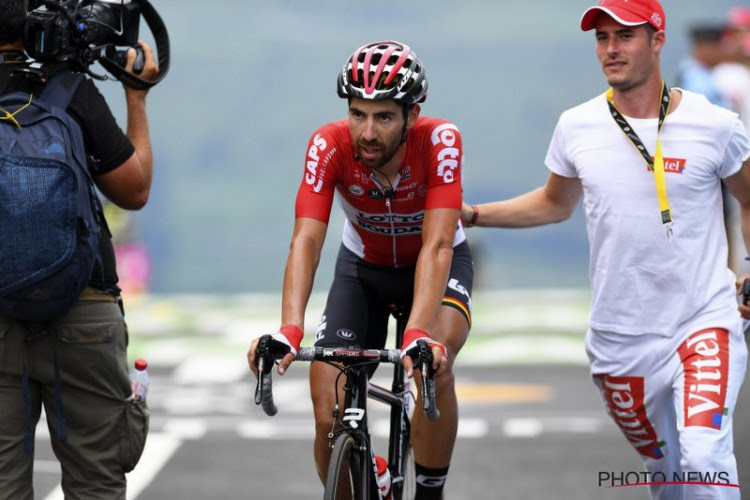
left=400, top=328, right=448, bottom=378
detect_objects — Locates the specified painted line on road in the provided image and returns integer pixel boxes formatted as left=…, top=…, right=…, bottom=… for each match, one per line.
left=502, top=417, right=605, bottom=438
left=163, top=418, right=209, bottom=440
left=127, top=433, right=182, bottom=499
left=456, top=383, right=551, bottom=403
left=41, top=433, right=181, bottom=500
left=33, top=460, right=59, bottom=474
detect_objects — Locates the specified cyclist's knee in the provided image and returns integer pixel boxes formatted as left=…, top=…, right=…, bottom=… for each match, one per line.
left=416, top=366, right=455, bottom=396
left=435, top=367, right=456, bottom=394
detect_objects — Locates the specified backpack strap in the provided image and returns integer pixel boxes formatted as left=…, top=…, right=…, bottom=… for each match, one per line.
left=38, top=71, right=85, bottom=111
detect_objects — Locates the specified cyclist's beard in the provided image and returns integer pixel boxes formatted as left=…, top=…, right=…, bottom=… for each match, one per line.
left=356, top=136, right=401, bottom=170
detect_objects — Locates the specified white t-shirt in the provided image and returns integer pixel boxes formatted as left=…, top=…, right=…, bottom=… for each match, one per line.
left=546, top=89, right=750, bottom=336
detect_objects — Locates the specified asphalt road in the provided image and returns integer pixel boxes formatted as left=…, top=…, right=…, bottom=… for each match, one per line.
left=30, top=361, right=750, bottom=500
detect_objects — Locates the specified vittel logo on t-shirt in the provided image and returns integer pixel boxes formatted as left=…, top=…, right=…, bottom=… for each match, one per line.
left=647, top=157, right=687, bottom=174
left=430, top=123, right=460, bottom=184
left=678, top=328, right=729, bottom=430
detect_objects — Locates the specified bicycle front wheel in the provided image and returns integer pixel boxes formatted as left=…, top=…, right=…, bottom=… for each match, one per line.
left=324, top=432, right=367, bottom=500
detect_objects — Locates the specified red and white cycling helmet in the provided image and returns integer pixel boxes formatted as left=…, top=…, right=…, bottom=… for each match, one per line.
left=337, top=40, right=428, bottom=106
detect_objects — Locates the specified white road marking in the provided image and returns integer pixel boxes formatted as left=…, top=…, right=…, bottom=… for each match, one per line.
left=503, top=418, right=544, bottom=438
left=163, top=418, right=208, bottom=440
left=33, top=460, right=59, bottom=474
left=463, top=335, right=588, bottom=365
left=237, top=419, right=314, bottom=439
left=173, top=355, right=247, bottom=384
left=502, top=416, right=606, bottom=438
left=127, top=433, right=182, bottom=499
left=41, top=433, right=181, bottom=500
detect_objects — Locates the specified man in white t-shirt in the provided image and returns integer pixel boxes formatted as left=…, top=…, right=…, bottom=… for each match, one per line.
left=462, top=1, right=750, bottom=499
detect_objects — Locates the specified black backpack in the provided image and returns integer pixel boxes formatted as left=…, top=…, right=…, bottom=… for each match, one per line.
left=0, top=71, right=104, bottom=321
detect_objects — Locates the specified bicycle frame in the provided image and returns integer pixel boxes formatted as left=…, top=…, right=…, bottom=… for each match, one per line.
left=255, top=308, right=438, bottom=500
left=328, top=308, right=412, bottom=499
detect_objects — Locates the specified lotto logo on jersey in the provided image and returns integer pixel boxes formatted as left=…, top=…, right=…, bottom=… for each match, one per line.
left=305, top=133, right=336, bottom=192
left=430, top=123, right=460, bottom=184
left=647, top=157, right=687, bottom=174
left=595, top=374, right=664, bottom=460
left=678, top=328, right=729, bottom=430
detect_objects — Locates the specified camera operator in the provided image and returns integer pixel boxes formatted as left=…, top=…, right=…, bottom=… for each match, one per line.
left=0, top=0, right=159, bottom=497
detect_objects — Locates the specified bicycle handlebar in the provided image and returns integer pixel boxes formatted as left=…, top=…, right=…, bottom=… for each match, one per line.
left=296, top=346, right=401, bottom=363
left=253, top=335, right=440, bottom=420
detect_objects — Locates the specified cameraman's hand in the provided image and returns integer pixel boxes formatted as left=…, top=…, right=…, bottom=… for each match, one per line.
left=124, top=40, right=159, bottom=94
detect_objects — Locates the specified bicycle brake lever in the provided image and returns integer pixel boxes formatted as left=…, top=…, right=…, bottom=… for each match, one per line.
left=417, top=339, right=440, bottom=422
left=254, top=335, right=278, bottom=416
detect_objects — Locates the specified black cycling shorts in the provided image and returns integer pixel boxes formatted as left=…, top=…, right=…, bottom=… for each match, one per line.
left=313, top=241, right=473, bottom=350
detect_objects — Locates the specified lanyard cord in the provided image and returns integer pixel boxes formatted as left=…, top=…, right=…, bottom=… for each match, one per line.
left=0, top=93, right=33, bottom=128
left=606, top=82, right=673, bottom=239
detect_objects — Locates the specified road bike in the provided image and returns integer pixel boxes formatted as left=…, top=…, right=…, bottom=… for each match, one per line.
left=254, top=307, right=439, bottom=499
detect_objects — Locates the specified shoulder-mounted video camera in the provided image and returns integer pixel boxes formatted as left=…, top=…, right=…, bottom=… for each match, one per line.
left=23, top=0, right=169, bottom=90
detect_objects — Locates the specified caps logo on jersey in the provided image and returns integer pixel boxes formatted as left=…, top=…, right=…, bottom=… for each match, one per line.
left=348, top=184, right=364, bottom=196
left=368, top=189, right=384, bottom=200
left=336, top=329, right=357, bottom=341
left=305, top=133, right=328, bottom=192
left=430, top=123, right=460, bottom=184
left=595, top=374, right=664, bottom=460
left=678, top=328, right=730, bottom=429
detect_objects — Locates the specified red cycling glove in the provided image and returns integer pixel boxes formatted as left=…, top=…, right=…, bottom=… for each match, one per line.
left=271, top=324, right=304, bottom=356
left=400, top=328, right=447, bottom=361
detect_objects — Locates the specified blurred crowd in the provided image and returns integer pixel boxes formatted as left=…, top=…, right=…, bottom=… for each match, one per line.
left=677, top=6, right=750, bottom=274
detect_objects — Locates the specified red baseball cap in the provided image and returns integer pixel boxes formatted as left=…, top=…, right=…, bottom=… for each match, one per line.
left=580, top=0, right=666, bottom=32
left=727, top=6, right=750, bottom=30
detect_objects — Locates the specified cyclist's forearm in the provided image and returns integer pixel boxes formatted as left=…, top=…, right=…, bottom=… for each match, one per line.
left=407, top=240, right=453, bottom=332
left=281, top=253, right=316, bottom=328
left=281, top=219, right=326, bottom=329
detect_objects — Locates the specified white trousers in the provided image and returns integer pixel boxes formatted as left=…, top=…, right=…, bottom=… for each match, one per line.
left=586, top=310, right=747, bottom=500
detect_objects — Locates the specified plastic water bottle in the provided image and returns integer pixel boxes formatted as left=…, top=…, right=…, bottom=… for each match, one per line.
left=375, top=455, right=391, bottom=499
left=129, top=358, right=149, bottom=402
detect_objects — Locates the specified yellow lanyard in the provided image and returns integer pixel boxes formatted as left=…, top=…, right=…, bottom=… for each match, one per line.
left=0, top=94, right=33, bottom=128
left=606, top=83, right=673, bottom=239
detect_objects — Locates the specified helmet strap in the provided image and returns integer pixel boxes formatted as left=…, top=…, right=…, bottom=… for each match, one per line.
left=399, top=104, right=412, bottom=144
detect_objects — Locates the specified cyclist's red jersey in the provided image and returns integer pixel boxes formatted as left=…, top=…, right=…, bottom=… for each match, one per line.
left=295, top=116, right=466, bottom=267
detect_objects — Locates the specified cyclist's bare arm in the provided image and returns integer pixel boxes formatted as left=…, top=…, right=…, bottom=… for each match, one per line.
left=403, top=207, right=458, bottom=378
left=462, top=173, right=582, bottom=228
left=723, top=157, right=750, bottom=319
left=247, top=217, right=327, bottom=375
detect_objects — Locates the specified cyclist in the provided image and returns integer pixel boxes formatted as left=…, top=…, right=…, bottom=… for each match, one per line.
left=248, top=40, right=473, bottom=499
